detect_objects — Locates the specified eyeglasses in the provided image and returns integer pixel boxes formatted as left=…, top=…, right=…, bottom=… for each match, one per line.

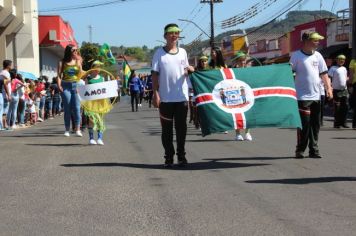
left=71, top=48, right=78, bottom=52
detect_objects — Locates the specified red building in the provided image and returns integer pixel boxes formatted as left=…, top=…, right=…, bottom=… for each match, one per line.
left=38, top=16, right=78, bottom=79
left=290, top=19, right=328, bottom=53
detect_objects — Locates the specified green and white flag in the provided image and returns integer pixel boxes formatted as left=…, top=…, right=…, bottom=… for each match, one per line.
left=190, top=64, right=301, bottom=136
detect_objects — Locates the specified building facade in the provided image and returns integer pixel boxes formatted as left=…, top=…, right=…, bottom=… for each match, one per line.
left=39, top=15, right=78, bottom=80
left=0, top=0, right=39, bottom=77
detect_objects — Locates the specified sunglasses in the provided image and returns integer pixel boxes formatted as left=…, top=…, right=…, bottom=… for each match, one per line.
left=71, top=48, right=78, bottom=52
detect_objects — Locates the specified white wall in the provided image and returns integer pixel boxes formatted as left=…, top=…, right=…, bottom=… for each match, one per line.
left=15, top=0, right=39, bottom=77
left=40, top=48, right=60, bottom=81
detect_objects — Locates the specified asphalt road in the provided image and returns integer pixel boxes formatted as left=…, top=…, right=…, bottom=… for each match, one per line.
left=0, top=97, right=355, bottom=236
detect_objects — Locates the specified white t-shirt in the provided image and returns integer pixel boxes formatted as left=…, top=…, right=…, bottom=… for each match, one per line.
left=328, top=65, right=348, bottom=90
left=151, top=47, right=190, bottom=102
left=0, top=70, right=11, bottom=96
left=26, top=98, right=36, bottom=113
left=290, top=50, right=328, bottom=100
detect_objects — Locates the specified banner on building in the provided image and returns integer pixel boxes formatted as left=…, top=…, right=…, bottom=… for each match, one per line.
left=190, top=64, right=301, bottom=136
left=78, top=80, right=118, bottom=101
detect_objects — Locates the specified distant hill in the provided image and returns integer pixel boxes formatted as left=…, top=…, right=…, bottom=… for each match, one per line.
left=183, top=10, right=336, bottom=55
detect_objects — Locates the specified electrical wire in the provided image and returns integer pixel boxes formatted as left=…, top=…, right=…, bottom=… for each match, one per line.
left=39, top=0, right=139, bottom=13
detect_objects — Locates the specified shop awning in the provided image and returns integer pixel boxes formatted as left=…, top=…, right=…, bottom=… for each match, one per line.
left=18, top=71, right=38, bottom=80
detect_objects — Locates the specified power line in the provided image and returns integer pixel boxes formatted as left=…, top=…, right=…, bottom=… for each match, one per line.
left=228, top=0, right=304, bottom=45
left=220, top=0, right=279, bottom=29
left=38, top=0, right=139, bottom=13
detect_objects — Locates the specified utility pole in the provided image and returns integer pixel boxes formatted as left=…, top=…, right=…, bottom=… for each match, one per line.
left=200, top=0, right=223, bottom=48
left=88, top=25, right=93, bottom=43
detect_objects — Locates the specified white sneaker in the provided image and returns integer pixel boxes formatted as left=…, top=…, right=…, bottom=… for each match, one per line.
left=75, top=130, right=83, bottom=137
left=235, top=134, right=244, bottom=141
left=97, top=139, right=104, bottom=145
left=64, top=131, right=70, bottom=137
left=89, top=139, right=97, bottom=145
left=245, top=133, right=253, bottom=141
left=37, top=117, right=43, bottom=122
left=11, top=125, right=17, bottom=129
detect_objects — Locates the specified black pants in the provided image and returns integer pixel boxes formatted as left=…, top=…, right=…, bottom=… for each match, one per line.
left=333, top=89, right=348, bottom=127
left=320, top=95, right=325, bottom=125
left=139, top=92, right=144, bottom=104
left=147, top=91, right=153, bottom=107
left=296, top=100, right=321, bottom=155
left=130, top=91, right=139, bottom=111
left=159, top=102, right=188, bottom=159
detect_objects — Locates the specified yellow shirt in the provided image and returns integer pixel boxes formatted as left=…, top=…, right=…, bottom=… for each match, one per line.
left=350, top=59, right=356, bottom=84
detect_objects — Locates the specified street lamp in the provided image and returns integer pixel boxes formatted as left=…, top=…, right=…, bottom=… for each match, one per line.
left=178, top=19, right=211, bottom=39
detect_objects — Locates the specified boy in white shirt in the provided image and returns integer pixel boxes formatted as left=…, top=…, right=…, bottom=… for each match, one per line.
left=152, top=23, right=194, bottom=167
left=290, top=32, right=333, bottom=159
left=328, top=54, right=349, bottom=128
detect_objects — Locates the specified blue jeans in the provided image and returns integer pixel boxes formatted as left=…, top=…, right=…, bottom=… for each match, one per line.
left=0, top=93, right=4, bottom=129
left=7, top=92, right=20, bottom=126
left=61, top=81, right=81, bottom=130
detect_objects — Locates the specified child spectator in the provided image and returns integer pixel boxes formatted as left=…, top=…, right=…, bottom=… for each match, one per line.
left=26, top=92, right=36, bottom=125
left=44, top=81, right=54, bottom=119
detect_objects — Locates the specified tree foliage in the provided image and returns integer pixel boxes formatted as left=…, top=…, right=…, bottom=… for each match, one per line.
left=80, top=42, right=99, bottom=71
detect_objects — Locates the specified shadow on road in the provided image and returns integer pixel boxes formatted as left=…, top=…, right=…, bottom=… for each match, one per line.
left=4, top=134, right=62, bottom=138
left=332, top=137, right=356, bottom=140
left=187, top=139, right=236, bottom=142
left=61, top=161, right=269, bottom=171
left=245, top=176, right=356, bottom=185
left=204, top=156, right=293, bottom=161
left=27, top=143, right=86, bottom=147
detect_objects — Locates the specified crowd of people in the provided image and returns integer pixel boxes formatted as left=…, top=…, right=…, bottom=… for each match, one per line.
left=150, top=23, right=356, bottom=167
left=1, top=22, right=355, bottom=167
left=0, top=60, right=62, bottom=132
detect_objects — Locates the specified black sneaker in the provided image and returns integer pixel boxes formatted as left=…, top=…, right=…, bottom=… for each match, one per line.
left=164, top=157, right=174, bottom=168
left=309, top=153, right=322, bottom=158
left=295, top=152, right=304, bottom=159
left=177, top=156, right=188, bottom=167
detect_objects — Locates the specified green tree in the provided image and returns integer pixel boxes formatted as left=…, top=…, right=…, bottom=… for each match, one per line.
left=80, top=42, right=99, bottom=71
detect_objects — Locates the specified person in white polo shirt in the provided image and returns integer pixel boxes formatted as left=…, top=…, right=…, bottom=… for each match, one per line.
left=328, top=54, right=349, bottom=128
left=152, top=23, right=195, bottom=167
left=290, top=31, right=333, bottom=159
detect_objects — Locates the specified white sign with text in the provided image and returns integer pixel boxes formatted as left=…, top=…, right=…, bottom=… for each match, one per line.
left=78, top=80, right=118, bottom=101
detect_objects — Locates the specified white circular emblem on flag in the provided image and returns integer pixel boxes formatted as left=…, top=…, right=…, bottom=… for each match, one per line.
left=212, top=79, right=255, bottom=114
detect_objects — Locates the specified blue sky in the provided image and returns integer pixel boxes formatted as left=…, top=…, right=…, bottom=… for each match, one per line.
left=38, top=0, right=348, bottom=48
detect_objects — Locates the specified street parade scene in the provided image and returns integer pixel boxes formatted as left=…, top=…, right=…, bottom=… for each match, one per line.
left=0, top=0, right=355, bottom=235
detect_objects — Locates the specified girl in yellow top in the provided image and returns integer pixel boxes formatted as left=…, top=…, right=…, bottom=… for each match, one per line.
left=57, top=44, right=83, bottom=137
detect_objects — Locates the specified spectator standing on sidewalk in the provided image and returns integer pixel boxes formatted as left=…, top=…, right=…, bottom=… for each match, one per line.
left=7, top=69, right=24, bottom=129
left=152, top=23, right=195, bottom=167
left=328, top=54, right=349, bottom=128
left=290, top=32, right=333, bottom=159
left=0, top=60, right=12, bottom=130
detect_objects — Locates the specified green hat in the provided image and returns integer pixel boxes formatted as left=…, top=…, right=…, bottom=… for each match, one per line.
left=232, top=51, right=247, bottom=61
left=336, top=54, right=346, bottom=60
left=302, top=32, right=324, bottom=41
left=165, top=26, right=182, bottom=33
left=91, top=60, right=104, bottom=68
left=199, top=55, right=208, bottom=61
